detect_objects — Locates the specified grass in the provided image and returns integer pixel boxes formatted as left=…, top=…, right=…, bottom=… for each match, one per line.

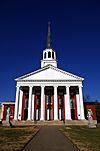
left=61, top=124, right=100, bottom=151
left=0, top=126, right=40, bottom=151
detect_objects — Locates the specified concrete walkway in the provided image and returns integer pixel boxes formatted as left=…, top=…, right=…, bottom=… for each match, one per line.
left=23, top=126, right=79, bottom=151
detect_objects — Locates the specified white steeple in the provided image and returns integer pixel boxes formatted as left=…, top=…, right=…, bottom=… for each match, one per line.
left=41, top=22, right=57, bottom=68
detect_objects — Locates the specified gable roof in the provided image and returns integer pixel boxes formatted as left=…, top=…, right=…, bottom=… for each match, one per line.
left=15, top=65, right=84, bottom=81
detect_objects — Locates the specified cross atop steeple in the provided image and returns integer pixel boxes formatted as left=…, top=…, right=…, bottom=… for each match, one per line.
left=47, top=22, right=52, bottom=48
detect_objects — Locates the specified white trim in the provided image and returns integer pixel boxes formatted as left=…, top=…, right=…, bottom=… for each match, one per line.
left=15, top=65, right=84, bottom=81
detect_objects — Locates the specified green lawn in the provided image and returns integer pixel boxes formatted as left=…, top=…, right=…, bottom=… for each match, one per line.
left=61, top=124, right=100, bottom=151
left=0, top=126, right=39, bottom=151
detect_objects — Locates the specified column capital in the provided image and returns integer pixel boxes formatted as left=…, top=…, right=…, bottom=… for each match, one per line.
left=78, top=85, right=83, bottom=88
left=41, top=85, right=45, bottom=88
left=65, top=85, right=70, bottom=88
left=29, top=85, right=33, bottom=88
left=54, top=85, right=58, bottom=88
left=16, top=86, right=20, bottom=88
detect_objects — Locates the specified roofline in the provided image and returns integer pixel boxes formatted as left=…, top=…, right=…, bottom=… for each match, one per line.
left=15, top=65, right=84, bottom=81
left=15, top=65, right=50, bottom=81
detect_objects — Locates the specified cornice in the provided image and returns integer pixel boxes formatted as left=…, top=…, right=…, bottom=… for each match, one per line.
left=17, top=79, right=82, bottom=82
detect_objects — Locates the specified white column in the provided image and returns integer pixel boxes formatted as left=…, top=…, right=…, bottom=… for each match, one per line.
left=14, top=86, right=20, bottom=120
left=47, top=109, right=49, bottom=120
left=59, top=109, right=61, bottom=120
left=65, top=86, right=71, bottom=120
left=54, top=86, right=58, bottom=120
left=28, top=86, right=32, bottom=120
left=31, top=94, right=35, bottom=120
left=36, top=109, right=39, bottom=120
left=76, top=93, right=81, bottom=120
left=64, top=94, right=67, bottom=120
left=18, top=89, right=23, bottom=120
left=40, top=86, right=45, bottom=121
left=79, top=86, right=85, bottom=119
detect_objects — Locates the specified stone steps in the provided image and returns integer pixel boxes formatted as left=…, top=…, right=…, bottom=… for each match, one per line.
left=11, top=120, right=35, bottom=126
left=65, top=120, right=88, bottom=125
left=5, top=119, right=96, bottom=126
left=35, top=120, right=64, bottom=125
left=11, top=120, right=64, bottom=126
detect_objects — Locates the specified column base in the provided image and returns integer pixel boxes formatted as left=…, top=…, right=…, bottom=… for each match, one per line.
left=78, top=118, right=86, bottom=120
left=14, top=118, right=18, bottom=121
left=35, top=120, right=64, bottom=125
left=27, top=119, right=32, bottom=121
left=40, top=120, right=45, bottom=122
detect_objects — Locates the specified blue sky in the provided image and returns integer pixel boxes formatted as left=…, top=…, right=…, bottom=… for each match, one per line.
left=0, top=0, right=100, bottom=101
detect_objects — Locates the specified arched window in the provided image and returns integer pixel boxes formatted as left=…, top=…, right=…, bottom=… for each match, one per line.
left=48, top=51, right=51, bottom=58
left=52, top=52, right=54, bottom=59
left=44, top=52, right=46, bottom=59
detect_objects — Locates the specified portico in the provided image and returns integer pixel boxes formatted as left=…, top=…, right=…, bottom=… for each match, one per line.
left=14, top=83, right=85, bottom=121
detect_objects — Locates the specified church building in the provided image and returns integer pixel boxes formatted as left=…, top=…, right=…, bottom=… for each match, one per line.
left=14, top=23, right=86, bottom=124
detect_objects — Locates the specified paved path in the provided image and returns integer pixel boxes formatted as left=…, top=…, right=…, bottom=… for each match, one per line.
left=23, top=126, right=79, bottom=151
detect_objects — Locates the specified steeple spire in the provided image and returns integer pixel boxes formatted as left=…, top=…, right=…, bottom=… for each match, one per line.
left=47, top=22, right=52, bottom=48
left=41, top=22, right=57, bottom=68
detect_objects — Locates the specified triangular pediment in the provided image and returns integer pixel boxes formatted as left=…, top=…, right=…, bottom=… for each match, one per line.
left=15, top=65, right=84, bottom=81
